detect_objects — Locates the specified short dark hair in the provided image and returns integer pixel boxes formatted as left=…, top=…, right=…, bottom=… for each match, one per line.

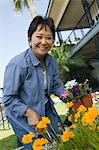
left=28, top=16, right=55, bottom=42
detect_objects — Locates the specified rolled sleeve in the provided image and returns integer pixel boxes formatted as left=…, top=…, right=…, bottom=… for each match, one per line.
left=3, top=63, right=28, bottom=117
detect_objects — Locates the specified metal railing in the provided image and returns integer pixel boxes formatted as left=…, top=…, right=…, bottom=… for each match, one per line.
left=0, top=88, right=10, bottom=130
left=0, top=101, right=10, bottom=130
left=65, top=0, right=99, bottom=46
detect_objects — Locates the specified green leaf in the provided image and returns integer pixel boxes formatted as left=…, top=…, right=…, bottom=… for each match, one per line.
left=14, top=0, right=22, bottom=12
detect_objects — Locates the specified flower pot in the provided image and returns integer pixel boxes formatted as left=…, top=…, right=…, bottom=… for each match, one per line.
left=81, top=94, right=93, bottom=108
left=71, top=94, right=93, bottom=112
left=71, top=100, right=82, bottom=112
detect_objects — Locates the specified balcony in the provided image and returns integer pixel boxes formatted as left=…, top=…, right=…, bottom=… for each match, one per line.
left=46, top=0, right=99, bottom=60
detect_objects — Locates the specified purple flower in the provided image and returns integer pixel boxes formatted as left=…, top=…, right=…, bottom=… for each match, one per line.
left=72, top=86, right=80, bottom=96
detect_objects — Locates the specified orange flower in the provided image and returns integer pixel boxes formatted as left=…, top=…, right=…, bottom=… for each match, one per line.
left=41, top=116, right=50, bottom=124
left=36, top=116, right=50, bottom=130
left=61, top=130, right=75, bottom=142
left=74, top=112, right=80, bottom=122
left=22, top=132, right=35, bottom=144
left=36, top=128, right=47, bottom=135
left=40, top=138, right=48, bottom=145
left=66, top=101, right=74, bottom=109
left=77, top=105, right=87, bottom=113
left=91, top=123, right=96, bottom=130
left=33, top=138, right=48, bottom=150
left=69, top=124, right=76, bottom=129
left=36, top=120, right=47, bottom=129
left=82, top=107, right=99, bottom=126
left=33, top=138, right=42, bottom=150
left=68, top=114, right=73, bottom=122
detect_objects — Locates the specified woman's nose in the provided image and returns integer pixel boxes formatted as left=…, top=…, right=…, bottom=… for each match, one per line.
left=41, top=38, right=46, bottom=44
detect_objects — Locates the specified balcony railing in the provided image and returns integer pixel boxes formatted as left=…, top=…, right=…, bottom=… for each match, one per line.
left=64, top=0, right=99, bottom=46
left=0, top=88, right=10, bottom=130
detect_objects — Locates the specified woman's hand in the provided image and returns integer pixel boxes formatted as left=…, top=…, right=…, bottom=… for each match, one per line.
left=59, top=90, right=68, bottom=102
left=59, top=91, right=68, bottom=103
left=24, top=108, right=40, bottom=127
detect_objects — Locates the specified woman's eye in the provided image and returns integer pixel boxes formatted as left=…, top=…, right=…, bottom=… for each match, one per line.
left=46, top=37, right=52, bottom=40
left=37, top=36, right=42, bottom=39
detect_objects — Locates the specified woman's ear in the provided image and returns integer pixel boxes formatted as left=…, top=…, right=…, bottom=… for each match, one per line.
left=28, top=37, right=30, bottom=43
left=28, top=37, right=31, bottom=47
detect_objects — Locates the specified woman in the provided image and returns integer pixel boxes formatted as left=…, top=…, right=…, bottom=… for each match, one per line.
left=3, top=16, right=66, bottom=149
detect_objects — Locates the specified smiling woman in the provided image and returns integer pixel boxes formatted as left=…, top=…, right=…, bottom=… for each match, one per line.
left=28, top=16, right=54, bottom=68
left=3, top=16, right=67, bottom=149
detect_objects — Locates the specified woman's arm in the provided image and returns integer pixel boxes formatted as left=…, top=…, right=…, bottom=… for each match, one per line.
left=3, top=64, right=28, bottom=117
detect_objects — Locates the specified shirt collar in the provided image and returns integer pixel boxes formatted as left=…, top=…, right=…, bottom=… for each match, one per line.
left=28, top=47, right=50, bottom=67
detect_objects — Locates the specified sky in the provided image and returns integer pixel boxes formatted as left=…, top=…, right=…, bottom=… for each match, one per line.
left=0, top=0, right=89, bottom=88
left=0, top=0, right=49, bottom=87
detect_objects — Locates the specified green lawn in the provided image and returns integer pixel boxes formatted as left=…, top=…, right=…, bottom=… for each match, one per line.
left=0, top=134, right=17, bottom=150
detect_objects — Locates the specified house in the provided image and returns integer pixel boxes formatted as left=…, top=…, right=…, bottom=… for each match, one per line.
left=46, top=0, right=99, bottom=90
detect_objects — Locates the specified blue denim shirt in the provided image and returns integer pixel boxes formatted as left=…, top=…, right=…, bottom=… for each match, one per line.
left=3, top=48, right=64, bottom=136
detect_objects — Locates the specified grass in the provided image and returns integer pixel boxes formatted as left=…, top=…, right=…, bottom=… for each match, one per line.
left=0, top=129, right=14, bottom=140
left=0, top=126, right=17, bottom=150
left=0, top=134, right=17, bottom=150
left=54, top=102, right=67, bottom=115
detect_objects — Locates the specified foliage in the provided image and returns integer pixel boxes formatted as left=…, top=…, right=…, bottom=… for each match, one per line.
left=50, top=45, right=87, bottom=84
left=59, top=105, right=99, bottom=150
left=51, top=45, right=86, bottom=71
left=13, top=0, right=36, bottom=18
left=14, top=0, right=29, bottom=12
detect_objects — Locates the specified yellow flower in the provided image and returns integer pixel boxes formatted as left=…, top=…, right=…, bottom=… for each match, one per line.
left=96, top=126, right=99, bottom=131
left=61, top=130, right=75, bottom=142
left=33, top=138, right=48, bottom=150
left=36, top=128, right=47, bottom=135
left=69, top=124, right=76, bottom=129
left=77, top=105, right=87, bottom=113
left=91, top=123, right=96, bottom=130
left=66, top=101, right=74, bottom=109
left=22, top=132, right=35, bottom=144
left=68, top=115, right=73, bottom=122
left=36, top=120, right=47, bottom=129
left=82, top=107, right=99, bottom=126
left=40, top=138, right=48, bottom=145
left=74, top=112, right=80, bottom=122
left=41, top=116, right=51, bottom=124
left=36, top=116, right=50, bottom=130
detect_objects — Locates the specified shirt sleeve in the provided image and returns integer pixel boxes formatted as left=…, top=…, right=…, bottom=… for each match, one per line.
left=3, top=64, right=28, bottom=117
left=51, top=59, right=65, bottom=96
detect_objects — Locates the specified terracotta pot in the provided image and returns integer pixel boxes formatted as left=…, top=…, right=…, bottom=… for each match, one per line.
left=81, top=94, right=93, bottom=108
left=71, top=94, right=93, bottom=112
left=71, top=100, right=82, bottom=112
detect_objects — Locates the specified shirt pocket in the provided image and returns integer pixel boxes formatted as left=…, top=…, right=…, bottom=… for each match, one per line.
left=21, top=68, right=38, bottom=103
left=23, top=67, right=37, bottom=89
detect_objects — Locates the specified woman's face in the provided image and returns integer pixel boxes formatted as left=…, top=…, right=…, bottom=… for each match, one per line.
left=30, top=24, right=54, bottom=60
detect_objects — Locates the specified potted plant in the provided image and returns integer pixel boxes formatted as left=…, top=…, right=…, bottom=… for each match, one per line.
left=64, top=79, right=93, bottom=112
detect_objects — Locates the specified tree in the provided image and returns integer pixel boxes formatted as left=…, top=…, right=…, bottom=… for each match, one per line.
left=13, top=0, right=37, bottom=18
left=50, top=45, right=87, bottom=84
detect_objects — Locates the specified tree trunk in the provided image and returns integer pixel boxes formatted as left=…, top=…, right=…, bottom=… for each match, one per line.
left=27, top=0, right=37, bottom=18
